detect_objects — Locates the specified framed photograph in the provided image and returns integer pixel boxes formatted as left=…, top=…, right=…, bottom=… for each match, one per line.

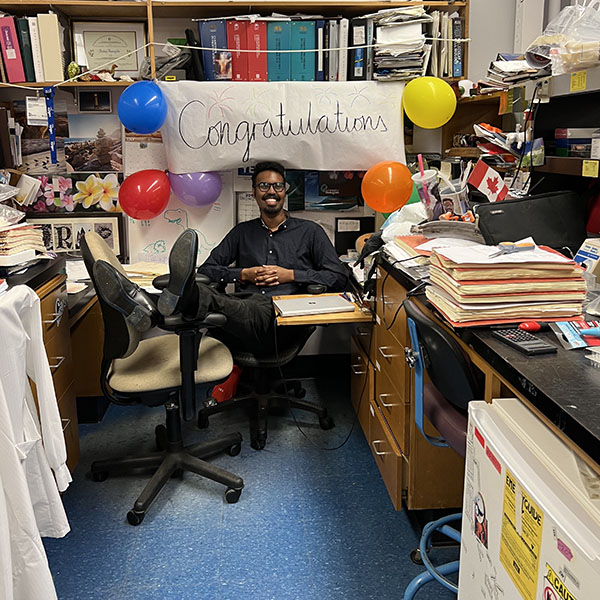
left=27, top=211, right=127, bottom=262
left=79, top=90, right=112, bottom=113
left=72, top=21, right=146, bottom=78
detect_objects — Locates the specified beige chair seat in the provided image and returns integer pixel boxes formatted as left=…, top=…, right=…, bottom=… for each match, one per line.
left=109, top=335, right=233, bottom=394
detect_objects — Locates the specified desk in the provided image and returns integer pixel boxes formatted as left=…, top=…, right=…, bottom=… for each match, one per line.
left=362, top=257, right=600, bottom=514
left=273, top=293, right=373, bottom=326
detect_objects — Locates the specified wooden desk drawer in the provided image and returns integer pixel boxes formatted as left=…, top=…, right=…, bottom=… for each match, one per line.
left=353, top=323, right=373, bottom=357
left=40, top=281, right=69, bottom=341
left=373, top=322, right=407, bottom=387
left=375, top=364, right=409, bottom=455
left=350, top=336, right=372, bottom=435
left=58, top=384, right=80, bottom=473
left=376, top=271, right=407, bottom=345
left=368, top=400, right=404, bottom=511
left=44, top=328, right=74, bottom=401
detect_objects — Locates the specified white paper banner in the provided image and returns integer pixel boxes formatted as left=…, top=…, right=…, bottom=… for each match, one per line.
left=158, top=81, right=405, bottom=172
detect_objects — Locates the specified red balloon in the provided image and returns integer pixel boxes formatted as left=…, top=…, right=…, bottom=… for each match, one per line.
left=119, top=169, right=170, bottom=220
left=361, top=161, right=413, bottom=213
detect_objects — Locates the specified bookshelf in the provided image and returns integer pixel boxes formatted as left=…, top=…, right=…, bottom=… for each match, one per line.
left=0, top=0, right=469, bottom=86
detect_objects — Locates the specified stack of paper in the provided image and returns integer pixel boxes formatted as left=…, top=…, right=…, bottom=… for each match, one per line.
left=364, top=7, right=432, bottom=80
left=425, top=243, right=586, bottom=326
left=123, top=262, right=169, bottom=289
left=478, top=53, right=549, bottom=93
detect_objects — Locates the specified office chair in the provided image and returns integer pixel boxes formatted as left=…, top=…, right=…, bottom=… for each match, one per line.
left=197, top=323, right=334, bottom=450
left=402, top=298, right=481, bottom=599
left=81, top=232, right=244, bottom=525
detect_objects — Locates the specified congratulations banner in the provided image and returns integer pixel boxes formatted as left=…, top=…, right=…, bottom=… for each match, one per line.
left=158, top=81, right=405, bottom=172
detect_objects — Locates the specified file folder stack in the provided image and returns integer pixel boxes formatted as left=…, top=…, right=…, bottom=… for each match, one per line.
left=425, top=244, right=586, bottom=326
left=364, top=7, right=432, bottom=81
left=0, top=223, right=45, bottom=266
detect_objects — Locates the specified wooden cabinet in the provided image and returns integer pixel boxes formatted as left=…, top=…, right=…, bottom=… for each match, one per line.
left=36, top=274, right=80, bottom=472
left=350, top=267, right=464, bottom=511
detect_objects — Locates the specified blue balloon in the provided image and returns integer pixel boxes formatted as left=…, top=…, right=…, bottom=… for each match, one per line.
left=117, top=81, right=167, bottom=134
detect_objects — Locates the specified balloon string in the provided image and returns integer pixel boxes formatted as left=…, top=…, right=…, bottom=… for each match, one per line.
left=0, top=37, right=471, bottom=91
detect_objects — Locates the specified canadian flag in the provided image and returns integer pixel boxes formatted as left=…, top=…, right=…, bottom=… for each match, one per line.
left=467, top=159, right=508, bottom=202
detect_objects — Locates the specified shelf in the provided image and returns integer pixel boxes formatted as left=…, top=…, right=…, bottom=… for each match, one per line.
left=536, top=156, right=599, bottom=177
left=0, top=1, right=149, bottom=18
left=0, top=80, right=134, bottom=88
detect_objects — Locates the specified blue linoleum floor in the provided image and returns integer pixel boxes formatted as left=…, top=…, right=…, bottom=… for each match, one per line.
left=44, top=369, right=458, bottom=600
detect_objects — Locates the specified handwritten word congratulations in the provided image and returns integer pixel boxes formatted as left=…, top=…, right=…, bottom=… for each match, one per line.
left=178, top=101, right=389, bottom=163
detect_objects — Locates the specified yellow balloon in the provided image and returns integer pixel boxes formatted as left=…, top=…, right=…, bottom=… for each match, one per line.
left=402, top=77, right=457, bottom=129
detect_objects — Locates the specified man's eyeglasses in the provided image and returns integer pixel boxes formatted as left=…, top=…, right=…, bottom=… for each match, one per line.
left=255, top=181, right=286, bottom=192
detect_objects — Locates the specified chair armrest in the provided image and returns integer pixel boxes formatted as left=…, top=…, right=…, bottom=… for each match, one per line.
left=152, top=272, right=211, bottom=290
left=161, top=311, right=227, bottom=332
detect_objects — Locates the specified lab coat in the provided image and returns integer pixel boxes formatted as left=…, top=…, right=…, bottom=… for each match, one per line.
left=0, top=285, right=72, bottom=598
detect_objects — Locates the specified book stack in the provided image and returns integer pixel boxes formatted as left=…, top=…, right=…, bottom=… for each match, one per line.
left=425, top=243, right=586, bottom=326
left=478, top=53, right=548, bottom=93
left=366, top=7, right=432, bottom=81
left=0, top=223, right=46, bottom=266
left=0, top=12, right=65, bottom=83
left=429, top=10, right=463, bottom=78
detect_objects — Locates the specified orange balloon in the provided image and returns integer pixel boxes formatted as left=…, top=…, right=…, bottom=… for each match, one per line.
left=361, top=161, right=413, bottom=213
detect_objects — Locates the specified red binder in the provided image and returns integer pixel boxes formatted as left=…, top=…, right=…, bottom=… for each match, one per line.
left=227, top=20, right=248, bottom=81
left=0, top=17, right=25, bottom=83
left=246, top=20, right=267, bottom=81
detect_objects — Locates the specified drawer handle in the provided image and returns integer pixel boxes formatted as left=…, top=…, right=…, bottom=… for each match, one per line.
left=378, top=393, right=401, bottom=408
left=381, top=295, right=394, bottom=307
left=61, top=418, right=71, bottom=432
left=371, top=440, right=392, bottom=456
left=43, top=312, right=63, bottom=326
left=49, top=356, right=66, bottom=371
left=378, top=346, right=397, bottom=360
left=351, top=364, right=366, bottom=376
left=356, top=326, right=370, bottom=337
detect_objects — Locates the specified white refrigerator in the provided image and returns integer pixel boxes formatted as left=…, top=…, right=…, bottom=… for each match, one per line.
left=458, top=399, right=600, bottom=600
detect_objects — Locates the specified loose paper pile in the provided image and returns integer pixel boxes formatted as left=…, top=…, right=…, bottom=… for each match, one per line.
left=0, top=223, right=45, bottom=266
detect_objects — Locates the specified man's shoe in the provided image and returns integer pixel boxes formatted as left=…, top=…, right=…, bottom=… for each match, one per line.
left=93, top=260, right=158, bottom=332
left=158, top=229, right=199, bottom=317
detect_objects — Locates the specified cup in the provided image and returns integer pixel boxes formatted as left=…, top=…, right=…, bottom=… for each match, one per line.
left=439, top=184, right=468, bottom=216
left=411, top=169, right=440, bottom=219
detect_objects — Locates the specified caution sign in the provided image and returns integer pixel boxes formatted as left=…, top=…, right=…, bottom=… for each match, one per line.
left=499, top=470, right=544, bottom=600
left=545, top=564, right=578, bottom=600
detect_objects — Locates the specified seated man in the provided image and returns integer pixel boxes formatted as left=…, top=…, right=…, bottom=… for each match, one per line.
left=198, top=161, right=348, bottom=296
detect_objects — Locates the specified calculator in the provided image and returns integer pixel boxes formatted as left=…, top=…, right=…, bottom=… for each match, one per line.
left=492, top=329, right=558, bottom=355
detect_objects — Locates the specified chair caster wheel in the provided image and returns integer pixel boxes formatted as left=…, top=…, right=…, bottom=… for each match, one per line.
left=127, top=510, right=145, bottom=526
left=410, top=548, right=427, bottom=565
left=155, top=424, right=167, bottom=451
left=294, top=387, right=306, bottom=399
left=319, top=415, right=334, bottom=430
left=250, top=437, right=266, bottom=450
left=198, top=414, right=209, bottom=429
left=91, top=471, right=108, bottom=482
left=225, top=488, right=242, bottom=504
left=228, top=443, right=241, bottom=457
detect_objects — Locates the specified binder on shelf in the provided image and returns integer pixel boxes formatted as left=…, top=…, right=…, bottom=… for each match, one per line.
left=227, top=20, right=248, bottom=82
left=27, top=16, right=44, bottom=82
left=37, top=13, right=63, bottom=82
left=0, top=107, right=14, bottom=168
left=16, top=18, right=35, bottom=82
left=0, top=16, right=25, bottom=83
left=185, top=28, right=205, bottom=81
left=327, top=19, right=338, bottom=81
left=267, top=21, right=290, bottom=82
left=198, top=19, right=231, bottom=81
left=247, top=20, right=267, bottom=81
left=290, top=20, right=315, bottom=81
left=315, top=19, right=325, bottom=81
left=451, top=14, right=463, bottom=78
left=337, top=18, right=349, bottom=82
left=349, top=17, right=367, bottom=81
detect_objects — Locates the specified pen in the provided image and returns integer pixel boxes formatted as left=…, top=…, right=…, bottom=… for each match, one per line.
left=341, top=292, right=354, bottom=303
left=580, top=327, right=600, bottom=337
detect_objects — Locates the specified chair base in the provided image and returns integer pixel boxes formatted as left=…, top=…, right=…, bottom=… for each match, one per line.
left=198, top=377, right=334, bottom=450
left=90, top=401, right=244, bottom=525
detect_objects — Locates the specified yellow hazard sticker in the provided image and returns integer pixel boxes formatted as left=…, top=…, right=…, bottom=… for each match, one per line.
left=499, top=469, right=543, bottom=600
left=545, top=564, right=578, bottom=600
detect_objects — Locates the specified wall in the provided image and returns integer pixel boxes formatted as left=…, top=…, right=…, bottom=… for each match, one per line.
left=468, top=0, right=517, bottom=83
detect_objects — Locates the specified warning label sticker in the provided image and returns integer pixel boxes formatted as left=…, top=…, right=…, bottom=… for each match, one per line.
left=499, top=469, right=544, bottom=600
left=545, top=564, right=578, bottom=600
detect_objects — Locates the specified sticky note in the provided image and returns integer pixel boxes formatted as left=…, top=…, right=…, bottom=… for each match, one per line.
left=582, top=160, right=599, bottom=178
left=570, top=70, right=587, bottom=92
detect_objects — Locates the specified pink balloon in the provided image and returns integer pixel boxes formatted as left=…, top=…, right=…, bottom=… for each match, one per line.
left=168, top=171, right=222, bottom=206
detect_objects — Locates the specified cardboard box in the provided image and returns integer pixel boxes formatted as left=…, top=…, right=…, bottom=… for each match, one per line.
left=574, top=237, right=600, bottom=278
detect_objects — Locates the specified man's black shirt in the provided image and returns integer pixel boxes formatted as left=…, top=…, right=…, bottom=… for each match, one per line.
left=198, top=216, right=348, bottom=296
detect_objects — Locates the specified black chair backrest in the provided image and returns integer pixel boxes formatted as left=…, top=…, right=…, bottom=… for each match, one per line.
left=404, top=299, right=480, bottom=411
left=81, top=232, right=141, bottom=362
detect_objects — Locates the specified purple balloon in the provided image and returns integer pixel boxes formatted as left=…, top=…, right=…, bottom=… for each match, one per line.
left=168, top=171, right=223, bottom=207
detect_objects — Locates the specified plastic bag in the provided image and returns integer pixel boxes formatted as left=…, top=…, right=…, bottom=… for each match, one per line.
left=0, top=183, right=19, bottom=203
left=381, top=202, right=428, bottom=242
left=526, top=1, right=600, bottom=75
left=0, top=199, right=24, bottom=228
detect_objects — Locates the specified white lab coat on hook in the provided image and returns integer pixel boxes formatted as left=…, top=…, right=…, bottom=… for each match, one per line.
left=0, top=285, right=72, bottom=599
